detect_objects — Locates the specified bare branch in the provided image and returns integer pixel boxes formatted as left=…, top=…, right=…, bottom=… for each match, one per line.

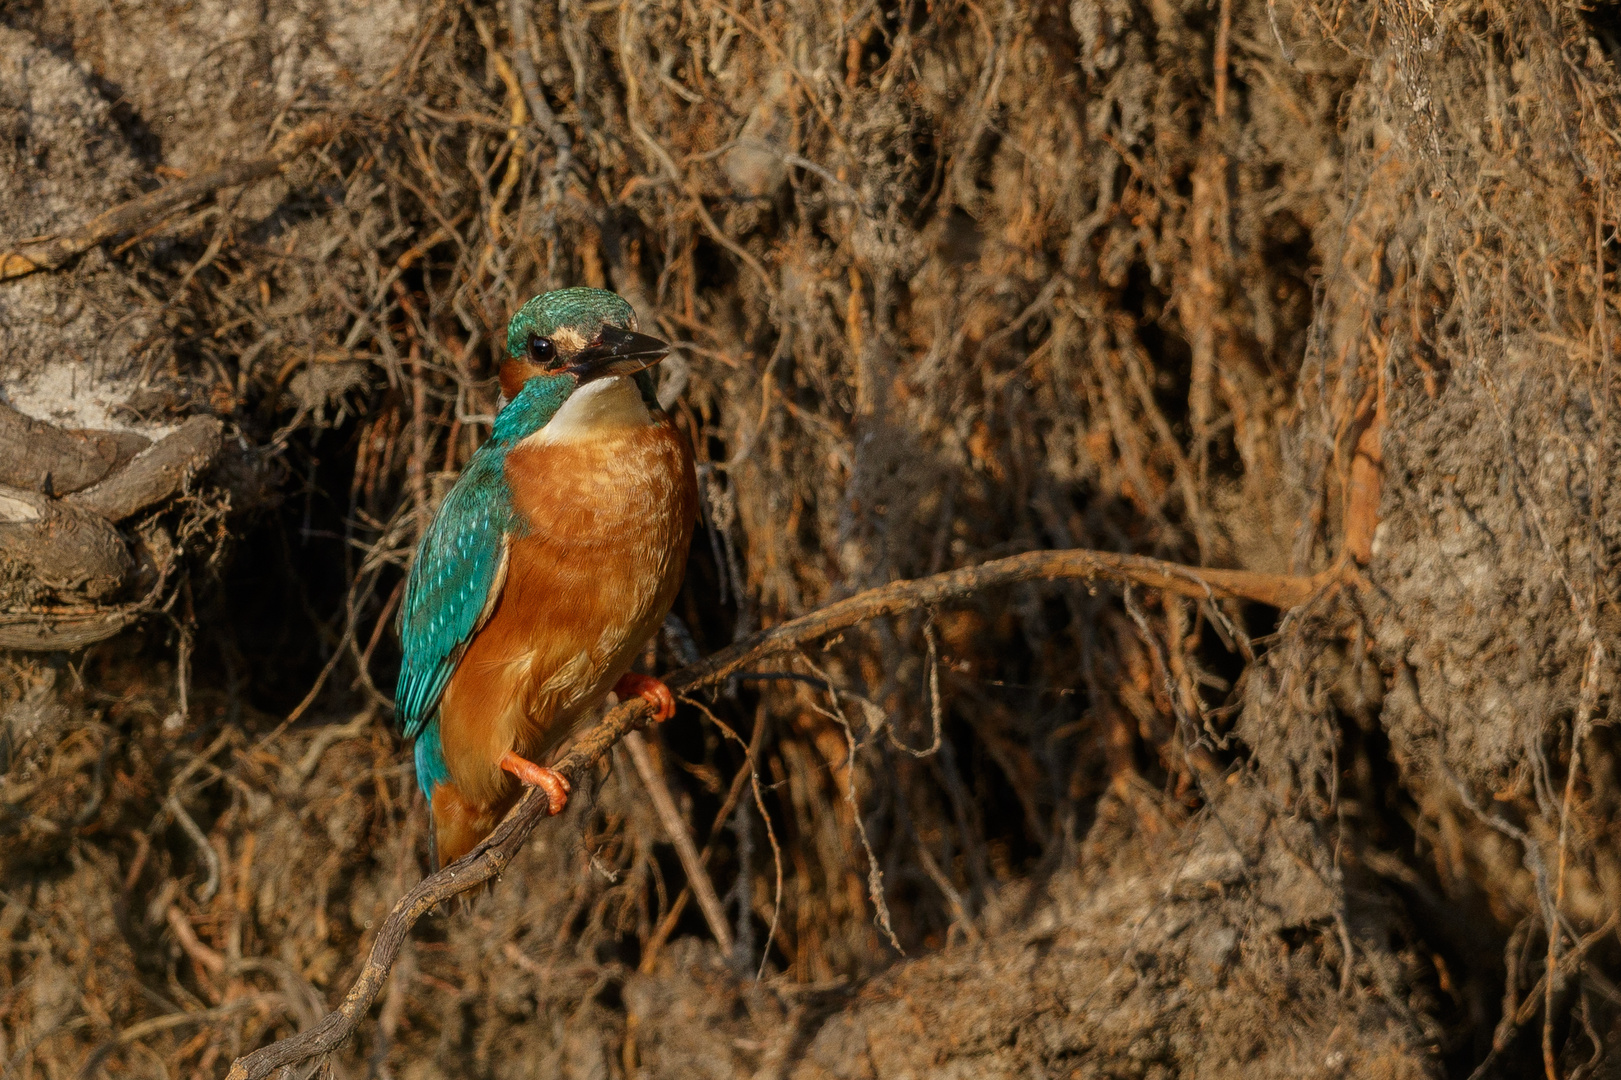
left=623, top=729, right=735, bottom=954
left=225, top=548, right=1329, bottom=1080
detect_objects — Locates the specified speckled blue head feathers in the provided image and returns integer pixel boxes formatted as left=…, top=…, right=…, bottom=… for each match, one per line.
left=505, top=288, right=637, bottom=360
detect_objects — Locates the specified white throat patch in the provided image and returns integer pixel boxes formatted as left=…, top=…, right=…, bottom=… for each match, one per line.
left=526, top=376, right=652, bottom=445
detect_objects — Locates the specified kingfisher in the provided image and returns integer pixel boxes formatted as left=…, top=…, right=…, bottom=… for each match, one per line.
left=395, top=288, right=697, bottom=869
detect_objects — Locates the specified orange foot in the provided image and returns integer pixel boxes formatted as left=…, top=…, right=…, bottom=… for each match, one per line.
left=499, top=751, right=571, bottom=816
left=613, top=672, right=676, bottom=723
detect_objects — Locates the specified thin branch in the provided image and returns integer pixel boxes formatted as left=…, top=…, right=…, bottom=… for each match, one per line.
left=225, top=547, right=1329, bottom=1080
left=0, top=119, right=336, bottom=281
left=802, top=647, right=903, bottom=952
left=665, top=549, right=1329, bottom=696
left=622, top=730, right=735, bottom=954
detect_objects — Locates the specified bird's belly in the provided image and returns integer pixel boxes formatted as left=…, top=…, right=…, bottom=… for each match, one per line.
left=436, top=421, right=695, bottom=805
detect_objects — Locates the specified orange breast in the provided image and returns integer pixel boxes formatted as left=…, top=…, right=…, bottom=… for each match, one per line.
left=436, top=416, right=696, bottom=806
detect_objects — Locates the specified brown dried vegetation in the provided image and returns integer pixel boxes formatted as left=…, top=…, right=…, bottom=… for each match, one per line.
left=1, top=0, right=1619, bottom=1077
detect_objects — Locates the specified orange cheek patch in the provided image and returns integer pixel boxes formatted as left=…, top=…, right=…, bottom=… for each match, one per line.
left=499, top=360, right=547, bottom=400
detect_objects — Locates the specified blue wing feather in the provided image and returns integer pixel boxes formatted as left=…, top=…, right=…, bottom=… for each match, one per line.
left=395, top=446, right=516, bottom=752
left=395, top=374, right=572, bottom=800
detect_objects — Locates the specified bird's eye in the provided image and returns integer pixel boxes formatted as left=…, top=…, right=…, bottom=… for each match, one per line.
left=528, top=336, right=556, bottom=365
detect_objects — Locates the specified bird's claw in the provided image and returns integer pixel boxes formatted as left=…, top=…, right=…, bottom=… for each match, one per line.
left=613, top=672, right=676, bottom=723
left=498, top=751, right=571, bottom=815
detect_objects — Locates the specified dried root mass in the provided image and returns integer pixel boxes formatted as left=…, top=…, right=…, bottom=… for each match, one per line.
left=1, top=1, right=1618, bottom=1078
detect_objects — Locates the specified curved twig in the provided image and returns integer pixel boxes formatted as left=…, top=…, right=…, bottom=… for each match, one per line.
left=0, top=119, right=336, bottom=282
left=225, top=547, right=1331, bottom=1080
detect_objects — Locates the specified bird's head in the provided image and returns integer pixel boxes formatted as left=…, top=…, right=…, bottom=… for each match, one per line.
left=498, top=287, right=667, bottom=402
left=490, top=287, right=670, bottom=445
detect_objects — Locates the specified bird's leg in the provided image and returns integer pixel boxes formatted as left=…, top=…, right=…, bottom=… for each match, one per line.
left=613, top=672, right=676, bottom=722
left=498, top=752, right=571, bottom=815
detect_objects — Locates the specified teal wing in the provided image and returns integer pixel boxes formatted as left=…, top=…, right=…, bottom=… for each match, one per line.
left=395, top=449, right=515, bottom=746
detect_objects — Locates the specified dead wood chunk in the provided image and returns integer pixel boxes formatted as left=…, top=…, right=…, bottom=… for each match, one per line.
left=0, top=484, right=133, bottom=599
left=0, top=401, right=151, bottom=495
left=67, top=415, right=224, bottom=522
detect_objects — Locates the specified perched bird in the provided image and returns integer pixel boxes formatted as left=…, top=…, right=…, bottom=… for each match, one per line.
left=395, top=287, right=697, bottom=869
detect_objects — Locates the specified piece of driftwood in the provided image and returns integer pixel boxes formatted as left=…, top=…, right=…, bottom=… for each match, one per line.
left=0, top=401, right=150, bottom=495
left=225, top=548, right=1334, bottom=1080
left=0, top=119, right=335, bottom=282
left=67, top=416, right=224, bottom=523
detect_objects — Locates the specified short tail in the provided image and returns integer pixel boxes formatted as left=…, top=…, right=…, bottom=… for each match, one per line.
left=428, top=782, right=518, bottom=871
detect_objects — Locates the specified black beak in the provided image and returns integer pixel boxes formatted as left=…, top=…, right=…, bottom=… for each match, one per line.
left=567, top=326, right=669, bottom=381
